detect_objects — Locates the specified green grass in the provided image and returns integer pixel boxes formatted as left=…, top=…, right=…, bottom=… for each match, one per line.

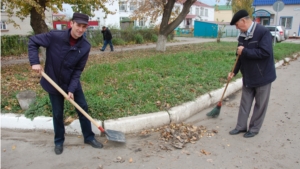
left=1, top=41, right=299, bottom=121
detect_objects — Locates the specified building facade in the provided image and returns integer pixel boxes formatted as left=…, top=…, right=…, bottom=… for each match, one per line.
left=214, top=5, right=233, bottom=23
left=252, top=0, right=300, bottom=37
left=89, top=0, right=214, bottom=30
left=1, top=7, right=52, bottom=36
left=182, top=1, right=214, bottom=29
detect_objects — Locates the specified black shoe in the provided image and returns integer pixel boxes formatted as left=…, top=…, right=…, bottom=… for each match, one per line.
left=100, top=49, right=104, bottom=51
left=229, top=129, right=247, bottom=135
left=243, top=131, right=258, bottom=138
left=54, top=145, right=63, bottom=155
left=84, top=139, right=103, bottom=148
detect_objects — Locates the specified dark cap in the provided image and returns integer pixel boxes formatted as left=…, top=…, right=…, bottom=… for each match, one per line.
left=230, top=9, right=249, bottom=25
left=72, top=13, right=89, bottom=25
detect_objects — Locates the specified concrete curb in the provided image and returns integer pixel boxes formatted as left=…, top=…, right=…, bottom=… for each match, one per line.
left=1, top=53, right=299, bottom=135
left=0, top=113, right=103, bottom=134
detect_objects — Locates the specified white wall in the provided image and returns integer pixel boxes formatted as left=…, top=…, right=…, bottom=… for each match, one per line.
left=91, top=1, right=120, bottom=29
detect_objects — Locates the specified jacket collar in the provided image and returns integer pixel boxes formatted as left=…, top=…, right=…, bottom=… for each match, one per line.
left=63, top=28, right=84, bottom=47
left=239, top=22, right=257, bottom=40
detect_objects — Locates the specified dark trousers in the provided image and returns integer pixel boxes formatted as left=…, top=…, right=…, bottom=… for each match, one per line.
left=49, top=89, right=95, bottom=145
left=235, top=83, right=272, bottom=133
left=101, top=39, right=114, bottom=51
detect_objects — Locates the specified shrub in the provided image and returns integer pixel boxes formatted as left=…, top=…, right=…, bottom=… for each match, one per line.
left=1, top=35, right=29, bottom=56
left=112, top=38, right=126, bottom=45
left=134, top=34, right=144, bottom=44
left=151, top=34, right=158, bottom=42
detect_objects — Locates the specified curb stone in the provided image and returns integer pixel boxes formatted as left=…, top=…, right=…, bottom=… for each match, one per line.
left=1, top=54, right=299, bottom=135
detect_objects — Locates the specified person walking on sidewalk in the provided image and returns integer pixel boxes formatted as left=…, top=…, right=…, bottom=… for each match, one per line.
left=100, top=26, right=114, bottom=52
left=28, top=12, right=103, bottom=155
left=227, top=9, right=276, bottom=138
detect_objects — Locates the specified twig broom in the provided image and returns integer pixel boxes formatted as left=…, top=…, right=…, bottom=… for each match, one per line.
left=206, top=55, right=240, bottom=118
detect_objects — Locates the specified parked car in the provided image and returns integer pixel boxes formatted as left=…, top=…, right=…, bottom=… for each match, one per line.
left=264, top=25, right=289, bottom=43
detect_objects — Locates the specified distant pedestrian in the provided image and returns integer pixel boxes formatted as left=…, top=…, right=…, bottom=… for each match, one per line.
left=28, top=12, right=103, bottom=155
left=228, top=9, right=276, bottom=138
left=100, top=26, right=114, bottom=52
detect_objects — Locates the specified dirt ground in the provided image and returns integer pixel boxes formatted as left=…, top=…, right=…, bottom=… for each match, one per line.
left=1, top=57, right=300, bottom=169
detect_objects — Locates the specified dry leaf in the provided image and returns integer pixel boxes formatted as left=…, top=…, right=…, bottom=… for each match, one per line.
left=212, top=129, right=218, bottom=133
left=129, top=158, right=133, bottom=163
left=200, top=149, right=211, bottom=155
left=12, top=145, right=16, bottom=150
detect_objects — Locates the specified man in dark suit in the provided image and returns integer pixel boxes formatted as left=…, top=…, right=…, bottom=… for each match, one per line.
left=228, top=9, right=276, bottom=138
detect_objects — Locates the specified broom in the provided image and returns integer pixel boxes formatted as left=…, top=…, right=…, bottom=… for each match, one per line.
left=206, top=54, right=240, bottom=118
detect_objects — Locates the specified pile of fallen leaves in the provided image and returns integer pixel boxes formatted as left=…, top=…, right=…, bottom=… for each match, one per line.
left=141, top=123, right=218, bottom=149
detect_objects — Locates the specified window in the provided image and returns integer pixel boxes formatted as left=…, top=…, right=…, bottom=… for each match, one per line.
left=0, top=21, right=7, bottom=30
left=139, top=18, right=145, bottom=27
left=130, top=2, right=136, bottom=11
left=189, top=7, right=193, bottom=14
left=119, top=1, right=127, bottom=11
left=196, top=8, right=199, bottom=16
left=200, top=7, right=204, bottom=16
left=205, top=9, right=208, bottom=17
left=280, top=17, right=292, bottom=29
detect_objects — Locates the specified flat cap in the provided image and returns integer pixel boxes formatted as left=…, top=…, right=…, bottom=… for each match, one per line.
left=72, top=12, right=89, bottom=25
left=230, top=9, right=249, bottom=25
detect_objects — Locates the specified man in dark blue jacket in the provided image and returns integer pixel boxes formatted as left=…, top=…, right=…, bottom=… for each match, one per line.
left=100, top=26, right=114, bottom=51
left=228, top=10, right=276, bottom=138
left=28, top=13, right=103, bottom=155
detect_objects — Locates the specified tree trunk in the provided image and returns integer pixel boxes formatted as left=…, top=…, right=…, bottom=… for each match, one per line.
left=29, top=0, right=48, bottom=61
left=156, top=34, right=168, bottom=51
left=30, top=0, right=48, bottom=35
left=156, top=0, right=196, bottom=52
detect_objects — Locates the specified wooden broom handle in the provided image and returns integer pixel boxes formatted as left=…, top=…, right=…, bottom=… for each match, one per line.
left=219, top=55, right=240, bottom=102
left=41, top=71, right=104, bottom=131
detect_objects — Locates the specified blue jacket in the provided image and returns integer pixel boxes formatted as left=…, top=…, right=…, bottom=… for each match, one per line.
left=28, top=29, right=91, bottom=95
left=234, top=23, right=276, bottom=88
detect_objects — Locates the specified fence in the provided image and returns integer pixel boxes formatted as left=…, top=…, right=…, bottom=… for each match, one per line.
left=223, top=29, right=239, bottom=38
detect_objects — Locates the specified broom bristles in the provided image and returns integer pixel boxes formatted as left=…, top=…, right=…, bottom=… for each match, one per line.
left=206, top=104, right=221, bottom=118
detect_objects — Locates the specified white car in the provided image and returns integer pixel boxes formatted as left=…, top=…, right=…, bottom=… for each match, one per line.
left=264, top=25, right=289, bottom=43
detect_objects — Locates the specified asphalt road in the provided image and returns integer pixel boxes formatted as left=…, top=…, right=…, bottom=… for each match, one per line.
left=1, top=54, right=300, bottom=169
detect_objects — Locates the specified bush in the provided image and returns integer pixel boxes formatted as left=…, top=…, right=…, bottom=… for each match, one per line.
left=151, top=34, right=158, bottom=42
left=134, top=34, right=144, bottom=44
left=1, top=35, right=29, bottom=56
left=112, top=38, right=126, bottom=45
left=86, top=30, right=103, bottom=47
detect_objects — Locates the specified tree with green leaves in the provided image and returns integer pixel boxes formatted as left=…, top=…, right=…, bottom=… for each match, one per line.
left=2, top=0, right=114, bottom=35
left=226, top=0, right=254, bottom=17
